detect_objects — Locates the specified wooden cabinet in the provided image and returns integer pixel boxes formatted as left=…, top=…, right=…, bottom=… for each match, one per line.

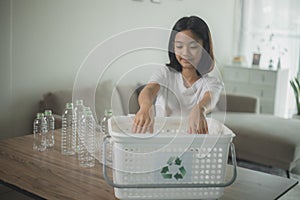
left=222, top=66, right=289, bottom=117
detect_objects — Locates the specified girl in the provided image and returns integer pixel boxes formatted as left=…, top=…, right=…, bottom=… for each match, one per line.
left=132, top=16, right=223, bottom=134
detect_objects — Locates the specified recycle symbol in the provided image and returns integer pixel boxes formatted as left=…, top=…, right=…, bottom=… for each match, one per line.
left=160, top=156, right=186, bottom=180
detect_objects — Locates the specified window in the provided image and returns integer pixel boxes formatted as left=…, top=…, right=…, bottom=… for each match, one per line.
left=237, top=0, right=300, bottom=116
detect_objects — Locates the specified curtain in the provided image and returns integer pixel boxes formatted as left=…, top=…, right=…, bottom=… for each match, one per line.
left=238, top=0, right=300, bottom=116
left=238, top=0, right=300, bottom=71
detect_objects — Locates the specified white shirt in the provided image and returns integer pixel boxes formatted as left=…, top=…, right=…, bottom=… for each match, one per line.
left=149, top=66, right=223, bottom=117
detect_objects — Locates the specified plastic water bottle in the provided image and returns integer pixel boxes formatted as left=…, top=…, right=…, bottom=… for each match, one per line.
left=33, top=113, right=47, bottom=151
left=78, top=106, right=91, bottom=161
left=74, top=99, right=84, bottom=152
left=78, top=108, right=95, bottom=167
left=100, top=109, right=113, bottom=166
left=61, top=103, right=76, bottom=155
left=44, top=110, right=55, bottom=148
left=101, top=109, right=113, bottom=135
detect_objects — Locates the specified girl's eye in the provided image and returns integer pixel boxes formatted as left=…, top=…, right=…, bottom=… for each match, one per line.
left=175, top=46, right=183, bottom=49
left=190, top=45, right=199, bottom=49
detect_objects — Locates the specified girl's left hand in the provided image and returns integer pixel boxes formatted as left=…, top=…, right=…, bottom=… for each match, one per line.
left=188, top=105, right=208, bottom=134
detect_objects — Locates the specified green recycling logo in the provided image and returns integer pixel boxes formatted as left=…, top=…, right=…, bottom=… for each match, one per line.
left=160, top=156, right=186, bottom=180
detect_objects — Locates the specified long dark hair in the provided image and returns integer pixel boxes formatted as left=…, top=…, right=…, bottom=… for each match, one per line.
left=166, top=16, right=215, bottom=75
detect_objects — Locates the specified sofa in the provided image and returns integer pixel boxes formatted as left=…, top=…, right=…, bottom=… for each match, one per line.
left=212, top=94, right=300, bottom=176
left=39, top=81, right=300, bottom=176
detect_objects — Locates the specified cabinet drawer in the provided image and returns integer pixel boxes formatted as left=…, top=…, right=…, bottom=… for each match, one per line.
left=224, top=83, right=257, bottom=97
left=249, top=70, right=276, bottom=86
left=223, top=66, right=288, bottom=116
left=223, top=68, right=249, bottom=83
left=249, top=86, right=275, bottom=101
left=224, top=83, right=243, bottom=94
left=224, top=83, right=274, bottom=100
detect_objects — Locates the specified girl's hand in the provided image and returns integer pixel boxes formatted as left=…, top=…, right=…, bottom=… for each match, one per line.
left=132, top=106, right=154, bottom=133
left=188, top=105, right=208, bottom=134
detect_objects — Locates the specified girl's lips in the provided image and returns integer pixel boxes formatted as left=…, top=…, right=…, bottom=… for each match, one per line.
left=181, top=58, right=192, bottom=63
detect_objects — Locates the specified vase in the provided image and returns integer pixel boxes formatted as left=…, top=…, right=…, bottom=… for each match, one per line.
left=268, top=59, right=273, bottom=69
left=277, top=57, right=281, bottom=69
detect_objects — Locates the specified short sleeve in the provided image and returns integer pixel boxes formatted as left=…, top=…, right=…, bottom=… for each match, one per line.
left=148, top=66, right=169, bottom=86
left=199, top=76, right=224, bottom=108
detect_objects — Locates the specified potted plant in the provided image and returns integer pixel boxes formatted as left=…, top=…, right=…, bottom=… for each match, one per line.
left=290, top=77, right=300, bottom=119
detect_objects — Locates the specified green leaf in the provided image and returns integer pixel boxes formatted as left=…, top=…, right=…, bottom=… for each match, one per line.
left=290, top=78, right=300, bottom=115
left=291, top=81, right=297, bottom=96
left=295, top=78, right=300, bottom=93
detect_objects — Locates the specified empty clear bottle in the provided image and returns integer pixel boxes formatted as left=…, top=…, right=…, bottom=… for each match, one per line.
left=61, top=103, right=76, bottom=155
left=78, top=106, right=91, bottom=161
left=100, top=109, right=113, bottom=166
left=33, top=113, right=47, bottom=151
left=78, top=108, right=95, bottom=167
left=44, top=110, right=55, bottom=148
left=74, top=99, right=84, bottom=152
left=101, top=109, right=113, bottom=135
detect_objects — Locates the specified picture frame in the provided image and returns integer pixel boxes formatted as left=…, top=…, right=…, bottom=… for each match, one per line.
left=252, top=53, right=261, bottom=66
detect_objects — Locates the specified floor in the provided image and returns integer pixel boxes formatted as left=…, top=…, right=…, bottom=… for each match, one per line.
left=279, top=173, right=300, bottom=200
left=235, top=160, right=300, bottom=200
left=0, top=184, right=34, bottom=200
left=0, top=161, right=299, bottom=200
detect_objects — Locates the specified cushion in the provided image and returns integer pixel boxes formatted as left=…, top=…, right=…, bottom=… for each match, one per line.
left=95, top=80, right=114, bottom=121
left=116, top=84, right=145, bottom=115
left=216, top=93, right=259, bottom=113
left=41, top=90, right=72, bottom=115
left=40, top=80, right=116, bottom=124
left=214, top=113, right=300, bottom=171
left=111, top=85, right=126, bottom=116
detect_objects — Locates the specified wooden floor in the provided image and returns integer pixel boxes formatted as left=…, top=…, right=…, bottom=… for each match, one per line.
left=0, top=184, right=34, bottom=200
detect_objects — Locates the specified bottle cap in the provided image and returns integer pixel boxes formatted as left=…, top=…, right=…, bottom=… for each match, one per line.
left=83, top=106, right=91, bottom=112
left=66, top=102, right=73, bottom=109
left=83, top=107, right=92, bottom=115
left=75, top=99, right=83, bottom=106
left=86, top=110, right=93, bottom=115
left=44, top=110, right=52, bottom=116
left=37, top=113, right=44, bottom=119
left=105, top=109, right=113, bottom=116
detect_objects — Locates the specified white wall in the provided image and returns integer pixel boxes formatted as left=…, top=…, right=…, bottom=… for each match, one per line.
left=0, top=0, right=12, bottom=138
left=0, top=0, right=237, bottom=139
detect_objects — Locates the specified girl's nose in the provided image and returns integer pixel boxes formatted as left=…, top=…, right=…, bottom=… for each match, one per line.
left=182, top=46, right=191, bottom=56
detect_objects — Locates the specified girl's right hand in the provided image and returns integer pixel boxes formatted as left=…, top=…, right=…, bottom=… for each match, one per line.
left=132, top=106, right=154, bottom=133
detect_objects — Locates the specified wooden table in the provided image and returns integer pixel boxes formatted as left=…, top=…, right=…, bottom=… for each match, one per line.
left=0, top=130, right=298, bottom=200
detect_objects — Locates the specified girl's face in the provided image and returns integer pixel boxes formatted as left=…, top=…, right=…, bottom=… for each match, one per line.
left=174, top=30, right=203, bottom=70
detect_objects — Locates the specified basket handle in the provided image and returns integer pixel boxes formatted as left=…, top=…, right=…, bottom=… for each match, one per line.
left=103, top=136, right=237, bottom=188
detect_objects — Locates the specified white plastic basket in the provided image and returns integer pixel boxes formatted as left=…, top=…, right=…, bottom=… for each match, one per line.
left=103, top=116, right=236, bottom=200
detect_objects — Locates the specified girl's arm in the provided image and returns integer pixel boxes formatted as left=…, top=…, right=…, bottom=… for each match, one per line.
left=189, top=91, right=212, bottom=134
left=132, top=83, right=160, bottom=133
left=197, top=91, right=213, bottom=113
